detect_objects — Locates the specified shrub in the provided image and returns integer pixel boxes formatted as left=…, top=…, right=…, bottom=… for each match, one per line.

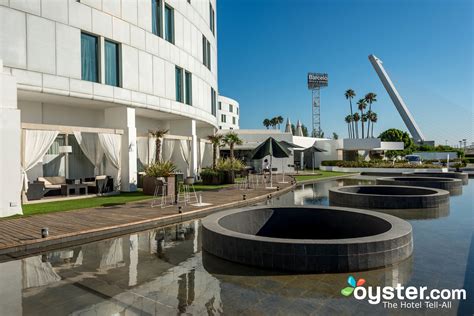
left=144, top=160, right=177, bottom=177
left=320, top=160, right=442, bottom=169
left=216, top=158, right=245, bottom=171
left=200, top=168, right=220, bottom=177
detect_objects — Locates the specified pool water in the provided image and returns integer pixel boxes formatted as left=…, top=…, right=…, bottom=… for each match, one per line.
left=0, top=177, right=472, bottom=315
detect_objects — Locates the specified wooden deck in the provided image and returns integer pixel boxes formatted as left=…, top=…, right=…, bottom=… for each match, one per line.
left=0, top=177, right=295, bottom=258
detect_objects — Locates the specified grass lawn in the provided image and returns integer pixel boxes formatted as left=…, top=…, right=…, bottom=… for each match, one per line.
left=293, top=170, right=354, bottom=182
left=19, top=191, right=153, bottom=217
left=17, top=182, right=236, bottom=217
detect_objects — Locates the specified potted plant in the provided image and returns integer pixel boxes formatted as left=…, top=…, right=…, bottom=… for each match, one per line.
left=143, top=160, right=177, bottom=195
left=216, top=158, right=244, bottom=184
left=200, top=168, right=222, bottom=185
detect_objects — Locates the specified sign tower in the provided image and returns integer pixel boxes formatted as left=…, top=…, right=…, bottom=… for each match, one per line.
left=307, top=73, right=328, bottom=137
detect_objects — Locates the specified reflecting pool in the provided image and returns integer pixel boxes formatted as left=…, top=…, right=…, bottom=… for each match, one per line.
left=0, top=177, right=472, bottom=315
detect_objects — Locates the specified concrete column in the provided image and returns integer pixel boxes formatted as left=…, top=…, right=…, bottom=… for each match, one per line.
left=191, top=119, right=198, bottom=178
left=0, top=60, right=22, bottom=217
left=104, top=107, right=137, bottom=192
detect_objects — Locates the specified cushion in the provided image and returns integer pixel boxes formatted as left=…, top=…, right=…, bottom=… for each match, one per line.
left=96, top=175, right=107, bottom=180
left=47, top=176, right=66, bottom=185
left=37, top=177, right=52, bottom=186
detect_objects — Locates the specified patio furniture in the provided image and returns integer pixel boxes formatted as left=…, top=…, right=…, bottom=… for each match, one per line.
left=177, top=177, right=198, bottom=205
left=26, top=182, right=48, bottom=200
left=36, top=176, right=74, bottom=196
left=82, top=175, right=112, bottom=194
left=151, top=177, right=173, bottom=208
left=61, top=183, right=88, bottom=196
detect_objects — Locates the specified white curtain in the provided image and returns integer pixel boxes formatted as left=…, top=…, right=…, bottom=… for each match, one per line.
left=21, top=130, right=59, bottom=190
left=162, top=138, right=175, bottom=162
left=148, top=136, right=159, bottom=164
left=73, top=132, right=104, bottom=175
left=136, top=136, right=149, bottom=168
left=98, top=239, right=124, bottom=270
left=99, top=133, right=121, bottom=190
left=179, top=139, right=191, bottom=176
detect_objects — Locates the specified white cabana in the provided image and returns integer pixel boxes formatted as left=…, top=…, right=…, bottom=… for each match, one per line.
left=74, top=132, right=104, bottom=175
left=99, top=133, right=122, bottom=190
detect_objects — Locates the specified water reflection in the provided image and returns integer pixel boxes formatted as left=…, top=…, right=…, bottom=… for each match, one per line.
left=0, top=177, right=471, bottom=315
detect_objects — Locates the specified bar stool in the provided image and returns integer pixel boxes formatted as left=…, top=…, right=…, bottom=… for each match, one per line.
left=177, top=176, right=198, bottom=205
left=151, top=177, right=173, bottom=208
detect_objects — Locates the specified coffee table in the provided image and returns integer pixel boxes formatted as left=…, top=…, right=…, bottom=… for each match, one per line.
left=61, top=183, right=88, bottom=196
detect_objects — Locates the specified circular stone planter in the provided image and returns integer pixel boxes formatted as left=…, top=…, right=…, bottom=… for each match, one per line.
left=329, top=185, right=450, bottom=209
left=404, top=172, right=468, bottom=185
left=376, top=177, right=462, bottom=195
left=202, top=206, right=413, bottom=273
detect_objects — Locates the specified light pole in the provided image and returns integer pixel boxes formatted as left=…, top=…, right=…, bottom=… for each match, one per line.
left=462, top=139, right=467, bottom=148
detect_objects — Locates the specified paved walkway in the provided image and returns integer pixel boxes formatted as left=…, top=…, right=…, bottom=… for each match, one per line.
left=0, top=175, right=295, bottom=258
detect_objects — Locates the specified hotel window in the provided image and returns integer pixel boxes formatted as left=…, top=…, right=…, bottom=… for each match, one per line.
left=229, top=104, right=233, bottom=113
left=232, top=117, right=236, bottom=125
left=202, top=35, right=211, bottom=70
left=105, top=40, right=120, bottom=87
left=218, top=101, right=221, bottom=110
left=152, top=0, right=163, bottom=37
left=185, top=71, right=192, bottom=105
left=237, top=107, right=239, bottom=115
left=81, top=32, right=99, bottom=83
left=221, top=114, right=226, bottom=123
left=209, top=2, right=215, bottom=35
left=211, top=87, right=216, bottom=116
left=175, top=66, right=183, bottom=102
left=165, top=4, right=174, bottom=43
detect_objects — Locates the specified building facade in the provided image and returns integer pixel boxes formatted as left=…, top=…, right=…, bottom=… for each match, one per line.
left=0, top=0, right=219, bottom=216
left=217, top=95, right=239, bottom=130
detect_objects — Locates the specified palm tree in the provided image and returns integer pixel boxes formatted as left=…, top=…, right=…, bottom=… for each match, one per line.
left=364, top=92, right=377, bottom=138
left=263, top=118, right=271, bottom=129
left=223, top=132, right=243, bottom=159
left=345, top=115, right=353, bottom=138
left=344, top=89, right=356, bottom=138
left=361, top=113, right=368, bottom=139
left=356, top=98, right=367, bottom=139
left=270, top=117, right=278, bottom=129
left=149, top=129, right=169, bottom=163
left=207, top=134, right=223, bottom=169
left=369, top=111, right=378, bottom=137
left=352, top=112, right=360, bottom=138
left=276, top=116, right=284, bottom=130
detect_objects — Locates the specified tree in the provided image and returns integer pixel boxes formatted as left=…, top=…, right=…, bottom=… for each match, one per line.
left=207, top=134, right=223, bottom=169
left=364, top=92, right=377, bottom=138
left=301, top=124, right=309, bottom=137
left=356, top=98, right=367, bottom=138
left=332, top=132, right=339, bottom=140
left=276, top=116, right=284, bottom=130
left=369, top=111, right=378, bottom=137
left=149, top=129, right=169, bottom=163
left=270, top=117, right=279, bottom=129
left=344, top=89, right=356, bottom=138
left=352, top=113, right=360, bottom=138
left=379, top=128, right=413, bottom=147
left=222, top=132, right=243, bottom=159
left=344, top=115, right=353, bottom=138
left=361, top=113, right=368, bottom=137
left=263, top=118, right=271, bottom=129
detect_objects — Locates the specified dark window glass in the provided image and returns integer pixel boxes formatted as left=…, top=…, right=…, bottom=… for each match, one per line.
left=105, top=40, right=120, bottom=87
left=185, top=71, right=192, bottom=105
left=81, top=33, right=99, bottom=82
left=152, top=0, right=163, bottom=37
left=176, top=67, right=183, bottom=102
left=165, top=5, right=174, bottom=43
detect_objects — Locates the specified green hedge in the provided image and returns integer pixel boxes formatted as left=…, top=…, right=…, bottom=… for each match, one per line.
left=320, top=160, right=442, bottom=169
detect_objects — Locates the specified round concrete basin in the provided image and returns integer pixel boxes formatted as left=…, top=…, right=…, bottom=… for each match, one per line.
left=404, top=172, right=468, bottom=185
left=329, top=185, right=450, bottom=209
left=376, top=177, right=462, bottom=195
left=202, top=206, right=413, bottom=273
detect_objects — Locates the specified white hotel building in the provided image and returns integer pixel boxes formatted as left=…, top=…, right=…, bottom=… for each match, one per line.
left=0, top=0, right=239, bottom=216
left=217, top=95, right=239, bottom=130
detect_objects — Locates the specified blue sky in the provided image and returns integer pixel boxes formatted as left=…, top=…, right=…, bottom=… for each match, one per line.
left=217, top=0, right=473, bottom=146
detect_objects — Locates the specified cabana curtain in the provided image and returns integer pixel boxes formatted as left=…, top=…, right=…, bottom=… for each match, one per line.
left=179, top=139, right=191, bottom=176
left=73, top=132, right=104, bottom=175
left=99, top=133, right=121, bottom=189
left=21, top=130, right=59, bottom=190
left=162, top=139, right=176, bottom=162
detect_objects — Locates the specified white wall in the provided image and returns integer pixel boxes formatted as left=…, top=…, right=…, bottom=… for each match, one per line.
left=217, top=95, right=239, bottom=130
left=0, top=61, right=22, bottom=216
left=0, top=0, right=219, bottom=127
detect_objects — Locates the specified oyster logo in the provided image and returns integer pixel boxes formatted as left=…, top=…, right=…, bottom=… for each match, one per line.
left=341, top=275, right=366, bottom=296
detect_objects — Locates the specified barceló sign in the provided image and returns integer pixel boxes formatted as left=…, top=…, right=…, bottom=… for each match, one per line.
left=308, top=72, right=328, bottom=88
